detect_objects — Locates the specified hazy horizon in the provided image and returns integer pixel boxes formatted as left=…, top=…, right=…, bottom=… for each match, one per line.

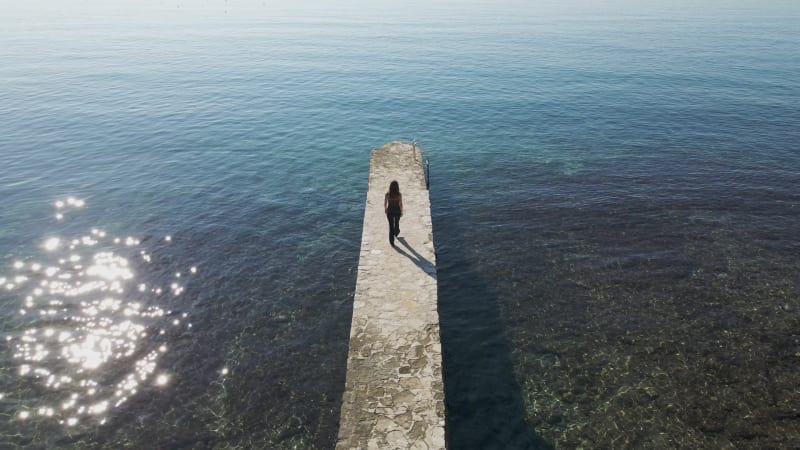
left=4, top=0, right=799, bottom=23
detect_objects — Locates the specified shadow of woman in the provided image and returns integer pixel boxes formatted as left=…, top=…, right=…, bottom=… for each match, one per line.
left=394, top=237, right=437, bottom=279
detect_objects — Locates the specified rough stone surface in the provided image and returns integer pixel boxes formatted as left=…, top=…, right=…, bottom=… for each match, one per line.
left=337, top=142, right=446, bottom=450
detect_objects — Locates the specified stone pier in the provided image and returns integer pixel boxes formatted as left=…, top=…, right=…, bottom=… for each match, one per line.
left=336, top=142, right=446, bottom=449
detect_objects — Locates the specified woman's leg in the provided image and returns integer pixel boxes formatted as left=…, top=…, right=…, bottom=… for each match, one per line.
left=387, top=214, right=396, bottom=245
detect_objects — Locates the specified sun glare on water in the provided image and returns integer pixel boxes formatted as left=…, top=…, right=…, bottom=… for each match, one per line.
left=5, top=197, right=196, bottom=427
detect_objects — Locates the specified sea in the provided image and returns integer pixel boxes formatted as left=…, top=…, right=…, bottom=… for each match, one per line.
left=1, top=1, right=799, bottom=448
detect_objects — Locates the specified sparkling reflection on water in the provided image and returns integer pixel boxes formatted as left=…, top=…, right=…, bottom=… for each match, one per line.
left=4, top=198, right=197, bottom=428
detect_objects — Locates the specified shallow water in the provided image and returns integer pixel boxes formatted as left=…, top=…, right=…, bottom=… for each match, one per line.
left=1, top=1, right=799, bottom=448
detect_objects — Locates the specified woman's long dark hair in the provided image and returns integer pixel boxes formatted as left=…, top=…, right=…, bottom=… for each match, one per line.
left=388, top=180, right=400, bottom=196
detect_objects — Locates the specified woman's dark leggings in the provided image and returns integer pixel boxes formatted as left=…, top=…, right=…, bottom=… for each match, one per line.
left=387, top=213, right=401, bottom=245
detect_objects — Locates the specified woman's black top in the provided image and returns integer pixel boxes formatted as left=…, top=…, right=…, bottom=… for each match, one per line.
left=386, top=195, right=401, bottom=215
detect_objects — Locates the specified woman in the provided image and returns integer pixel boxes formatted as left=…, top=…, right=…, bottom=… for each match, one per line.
left=384, top=180, right=403, bottom=247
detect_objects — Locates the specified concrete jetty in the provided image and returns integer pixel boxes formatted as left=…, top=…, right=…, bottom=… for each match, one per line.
left=336, top=142, right=446, bottom=449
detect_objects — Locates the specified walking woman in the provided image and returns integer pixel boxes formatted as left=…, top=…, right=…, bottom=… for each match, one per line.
left=384, top=180, right=403, bottom=247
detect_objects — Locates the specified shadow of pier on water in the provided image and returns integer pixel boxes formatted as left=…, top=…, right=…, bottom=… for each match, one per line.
left=435, top=231, right=553, bottom=450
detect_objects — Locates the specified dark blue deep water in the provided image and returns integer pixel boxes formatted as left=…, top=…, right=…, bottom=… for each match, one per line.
left=1, top=1, right=799, bottom=448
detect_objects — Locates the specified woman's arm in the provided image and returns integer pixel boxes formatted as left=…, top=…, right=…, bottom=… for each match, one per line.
left=399, top=195, right=403, bottom=216
left=384, top=193, right=388, bottom=213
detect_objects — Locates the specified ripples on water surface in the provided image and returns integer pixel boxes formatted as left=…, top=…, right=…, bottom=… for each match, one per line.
left=4, top=198, right=194, bottom=427
left=1, top=1, right=800, bottom=448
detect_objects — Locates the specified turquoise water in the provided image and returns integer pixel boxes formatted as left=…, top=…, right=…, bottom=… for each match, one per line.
left=1, top=1, right=799, bottom=448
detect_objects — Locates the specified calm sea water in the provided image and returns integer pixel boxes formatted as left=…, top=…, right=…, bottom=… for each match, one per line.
left=1, top=1, right=799, bottom=448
